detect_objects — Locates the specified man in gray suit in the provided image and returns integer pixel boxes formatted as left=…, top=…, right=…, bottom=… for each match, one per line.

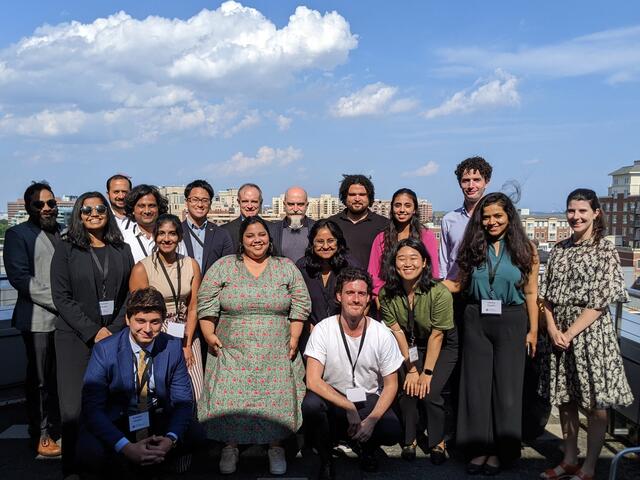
left=4, top=181, right=62, bottom=457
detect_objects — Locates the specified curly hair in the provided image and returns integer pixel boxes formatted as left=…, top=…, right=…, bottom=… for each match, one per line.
left=124, top=184, right=168, bottom=217
left=382, top=238, right=436, bottom=298
left=456, top=192, right=534, bottom=289
left=335, top=267, right=373, bottom=297
left=566, top=188, right=606, bottom=242
left=66, top=191, right=124, bottom=249
left=338, top=174, right=375, bottom=206
left=302, top=219, right=349, bottom=275
left=454, top=156, right=493, bottom=184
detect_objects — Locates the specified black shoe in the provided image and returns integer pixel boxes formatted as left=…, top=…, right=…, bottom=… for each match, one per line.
left=401, top=443, right=416, bottom=461
left=360, top=450, right=379, bottom=472
left=318, top=460, right=335, bottom=480
left=430, top=445, right=449, bottom=465
left=483, top=463, right=500, bottom=476
left=466, top=462, right=485, bottom=475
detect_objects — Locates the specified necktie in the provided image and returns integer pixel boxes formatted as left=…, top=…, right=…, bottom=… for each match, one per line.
left=136, top=349, right=150, bottom=441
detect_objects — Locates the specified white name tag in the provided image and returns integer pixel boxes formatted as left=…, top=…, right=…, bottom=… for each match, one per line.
left=346, top=387, right=367, bottom=403
left=128, top=411, right=150, bottom=432
left=408, top=346, right=419, bottom=363
left=481, top=299, right=502, bottom=315
left=99, top=300, right=114, bottom=316
left=167, top=321, right=185, bottom=338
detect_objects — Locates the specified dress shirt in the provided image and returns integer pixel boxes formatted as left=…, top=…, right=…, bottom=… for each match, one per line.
left=123, top=225, right=156, bottom=263
left=438, top=205, right=470, bottom=280
left=113, top=210, right=134, bottom=233
left=186, top=218, right=207, bottom=271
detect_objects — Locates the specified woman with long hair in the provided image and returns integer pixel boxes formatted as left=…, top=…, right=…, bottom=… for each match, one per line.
left=197, top=216, right=311, bottom=476
left=538, top=189, right=632, bottom=480
left=129, top=214, right=204, bottom=400
left=368, top=188, right=439, bottom=301
left=379, top=238, right=457, bottom=464
left=51, top=192, right=134, bottom=478
left=444, top=192, right=539, bottom=475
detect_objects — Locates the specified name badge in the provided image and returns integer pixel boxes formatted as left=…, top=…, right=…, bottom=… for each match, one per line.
left=99, top=300, right=114, bottom=316
left=128, top=411, right=150, bottom=432
left=167, top=322, right=185, bottom=338
left=346, top=387, right=367, bottom=403
left=408, top=346, right=419, bottom=363
left=481, top=299, right=502, bottom=315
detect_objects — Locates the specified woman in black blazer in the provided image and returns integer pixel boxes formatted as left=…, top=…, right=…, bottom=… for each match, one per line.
left=51, top=191, right=134, bottom=478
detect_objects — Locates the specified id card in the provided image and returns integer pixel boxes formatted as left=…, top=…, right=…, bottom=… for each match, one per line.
left=408, top=346, right=419, bottom=363
left=167, top=321, right=185, bottom=338
left=99, top=300, right=114, bottom=316
left=346, top=387, right=367, bottom=403
left=128, top=411, right=150, bottom=432
left=481, top=299, right=502, bottom=315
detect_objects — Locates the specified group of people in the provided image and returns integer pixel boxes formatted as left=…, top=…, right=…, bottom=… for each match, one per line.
left=3, top=156, right=632, bottom=480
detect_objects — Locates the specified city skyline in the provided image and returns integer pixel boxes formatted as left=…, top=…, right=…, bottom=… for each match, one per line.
left=1, top=1, right=638, bottom=211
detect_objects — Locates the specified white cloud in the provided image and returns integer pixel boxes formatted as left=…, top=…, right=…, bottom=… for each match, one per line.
left=223, top=110, right=261, bottom=138
left=424, top=70, right=520, bottom=119
left=437, top=25, right=640, bottom=82
left=331, top=82, right=417, bottom=117
left=402, top=161, right=439, bottom=177
left=275, top=114, right=292, bottom=131
left=0, top=1, right=357, bottom=143
left=215, top=145, right=303, bottom=175
left=0, top=109, right=87, bottom=137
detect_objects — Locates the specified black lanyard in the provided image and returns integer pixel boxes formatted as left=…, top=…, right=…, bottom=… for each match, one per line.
left=89, top=247, right=110, bottom=300
left=136, top=235, right=148, bottom=257
left=134, top=351, right=153, bottom=400
left=187, top=225, right=206, bottom=248
left=486, top=243, right=505, bottom=299
left=405, top=295, right=416, bottom=347
left=338, top=315, right=368, bottom=387
left=158, top=255, right=182, bottom=314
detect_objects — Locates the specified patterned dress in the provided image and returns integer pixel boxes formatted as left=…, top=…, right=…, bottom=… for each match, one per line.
left=197, top=255, right=311, bottom=444
left=539, top=237, right=633, bottom=409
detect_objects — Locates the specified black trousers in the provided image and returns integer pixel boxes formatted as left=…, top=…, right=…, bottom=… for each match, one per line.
left=301, top=390, right=401, bottom=462
left=397, top=327, right=458, bottom=448
left=55, top=329, right=93, bottom=476
left=457, top=304, right=527, bottom=463
left=22, top=331, right=59, bottom=440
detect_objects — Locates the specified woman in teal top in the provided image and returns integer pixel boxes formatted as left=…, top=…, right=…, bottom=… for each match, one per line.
left=379, top=238, right=458, bottom=465
left=445, top=192, right=539, bottom=475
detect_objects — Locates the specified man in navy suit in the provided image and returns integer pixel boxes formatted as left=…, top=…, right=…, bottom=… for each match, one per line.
left=78, top=287, right=193, bottom=473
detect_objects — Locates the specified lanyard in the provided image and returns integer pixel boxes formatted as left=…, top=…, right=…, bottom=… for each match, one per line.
left=136, top=235, right=148, bottom=257
left=405, top=295, right=416, bottom=347
left=134, top=351, right=153, bottom=400
left=158, top=255, right=182, bottom=314
left=89, top=247, right=110, bottom=300
left=486, top=243, right=505, bottom=299
left=338, top=315, right=368, bottom=387
left=187, top=225, right=206, bottom=248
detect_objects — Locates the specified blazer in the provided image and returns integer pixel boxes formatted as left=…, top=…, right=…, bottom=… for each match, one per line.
left=180, top=219, right=234, bottom=275
left=220, top=216, right=243, bottom=254
left=3, top=221, right=60, bottom=332
left=51, top=241, right=134, bottom=344
left=81, top=328, right=193, bottom=448
left=270, top=216, right=315, bottom=259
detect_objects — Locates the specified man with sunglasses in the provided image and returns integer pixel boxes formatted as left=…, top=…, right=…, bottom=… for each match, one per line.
left=3, top=181, right=62, bottom=457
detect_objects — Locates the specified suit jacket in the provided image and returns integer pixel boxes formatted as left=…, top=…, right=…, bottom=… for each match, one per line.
left=220, top=216, right=243, bottom=254
left=51, top=241, right=134, bottom=343
left=81, top=328, right=193, bottom=449
left=3, top=221, right=59, bottom=332
left=270, top=216, right=315, bottom=259
left=180, top=219, right=234, bottom=275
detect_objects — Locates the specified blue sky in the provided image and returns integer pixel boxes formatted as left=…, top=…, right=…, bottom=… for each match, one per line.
left=0, top=1, right=638, bottom=212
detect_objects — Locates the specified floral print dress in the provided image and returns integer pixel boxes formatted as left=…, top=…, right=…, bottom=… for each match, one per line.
left=539, top=237, right=633, bottom=409
left=197, top=255, right=311, bottom=444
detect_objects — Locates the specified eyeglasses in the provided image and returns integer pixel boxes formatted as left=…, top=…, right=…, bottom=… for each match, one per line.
left=32, top=199, right=57, bottom=210
left=313, top=238, right=337, bottom=247
left=80, top=205, right=108, bottom=216
left=187, top=197, right=211, bottom=205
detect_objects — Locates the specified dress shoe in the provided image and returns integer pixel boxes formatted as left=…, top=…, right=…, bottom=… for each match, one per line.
left=37, top=436, right=61, bottom=457
left=401, top=443, right=417, bottom=461
left=430, top=445, right=449, bottom=465
left=466, top=461, right=485, bottom=475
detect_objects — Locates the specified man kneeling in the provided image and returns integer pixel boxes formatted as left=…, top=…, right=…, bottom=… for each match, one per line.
left=303, top=267, right=403, bottom=479
left=77, top=287, right=194, bottom=476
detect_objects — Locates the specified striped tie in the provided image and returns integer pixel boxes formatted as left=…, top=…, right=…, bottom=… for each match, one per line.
left=135, top=349, right=150, bottom=441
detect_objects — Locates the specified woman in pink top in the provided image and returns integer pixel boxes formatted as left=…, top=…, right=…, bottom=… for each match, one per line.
left=368, top=188, right=439, bottom=299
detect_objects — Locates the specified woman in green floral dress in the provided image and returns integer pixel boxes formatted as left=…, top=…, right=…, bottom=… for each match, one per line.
left=197, top=216, right=311, bottom=476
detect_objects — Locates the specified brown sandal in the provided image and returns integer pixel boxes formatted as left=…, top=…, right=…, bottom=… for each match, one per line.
left=539, top=461, right=580, bottom=480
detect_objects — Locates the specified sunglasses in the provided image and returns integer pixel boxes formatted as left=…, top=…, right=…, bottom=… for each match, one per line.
left=32, top=199, right=57, bottom=210
left=80, top=204, right=108, bottom=216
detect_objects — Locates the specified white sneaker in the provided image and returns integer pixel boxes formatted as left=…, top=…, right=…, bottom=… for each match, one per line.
left=268, top=446, right=287, bottom=475
left=219, top=445, right=239, bottom=474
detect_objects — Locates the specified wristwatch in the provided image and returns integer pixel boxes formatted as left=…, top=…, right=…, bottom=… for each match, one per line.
left=422, top=368, right=433, bottom=375
left=165, top=433, right=178, bottom=449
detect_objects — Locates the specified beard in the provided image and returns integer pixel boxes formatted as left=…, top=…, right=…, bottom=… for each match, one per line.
left=33, top=213, right=59, bottom=232
left=288, top=215, right=304, bottom=230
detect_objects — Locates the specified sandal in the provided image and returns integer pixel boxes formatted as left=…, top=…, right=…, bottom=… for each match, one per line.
left=540, top=461, right=580, bottom=480
left=567, top=470, right=594, bottom=480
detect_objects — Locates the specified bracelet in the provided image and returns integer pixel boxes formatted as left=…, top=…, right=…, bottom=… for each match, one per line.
left=407, top=369, right=419, bottom=374
left=423, top=368, right=433, bottom=375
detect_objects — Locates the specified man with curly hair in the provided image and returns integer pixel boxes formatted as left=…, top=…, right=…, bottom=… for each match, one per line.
left=122, top=184, right=169, bottom=262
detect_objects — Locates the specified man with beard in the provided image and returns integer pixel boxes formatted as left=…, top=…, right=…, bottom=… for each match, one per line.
left=328, top=175, right=388, bottom=270
left=4, top=181, right=62, bottom=457
left=106, top=174, right=133, bottom=233
left=270, top=186, right=315, bottom=261
left=122, top=184, right=169, bottom=263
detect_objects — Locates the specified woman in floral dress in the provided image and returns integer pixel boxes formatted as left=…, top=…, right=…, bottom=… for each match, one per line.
left=539, top=188, right=632, bottom=480
left=197, top=216, right=311, bottom=476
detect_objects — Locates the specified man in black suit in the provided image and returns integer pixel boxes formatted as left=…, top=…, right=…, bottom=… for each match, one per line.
left=270, top=186, right=315, bottom=262
left=221, top=183, right=264, bottom=252
left=180, top=179, right=233, bottom=276
left=3, top=181, right=61, bottom=457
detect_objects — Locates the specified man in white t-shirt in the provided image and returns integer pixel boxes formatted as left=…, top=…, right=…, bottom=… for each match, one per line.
left=303, top=267, right=403, bottom=479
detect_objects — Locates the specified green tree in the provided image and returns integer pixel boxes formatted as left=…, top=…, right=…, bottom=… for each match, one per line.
left=0, top=219, right=8, bottom=240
